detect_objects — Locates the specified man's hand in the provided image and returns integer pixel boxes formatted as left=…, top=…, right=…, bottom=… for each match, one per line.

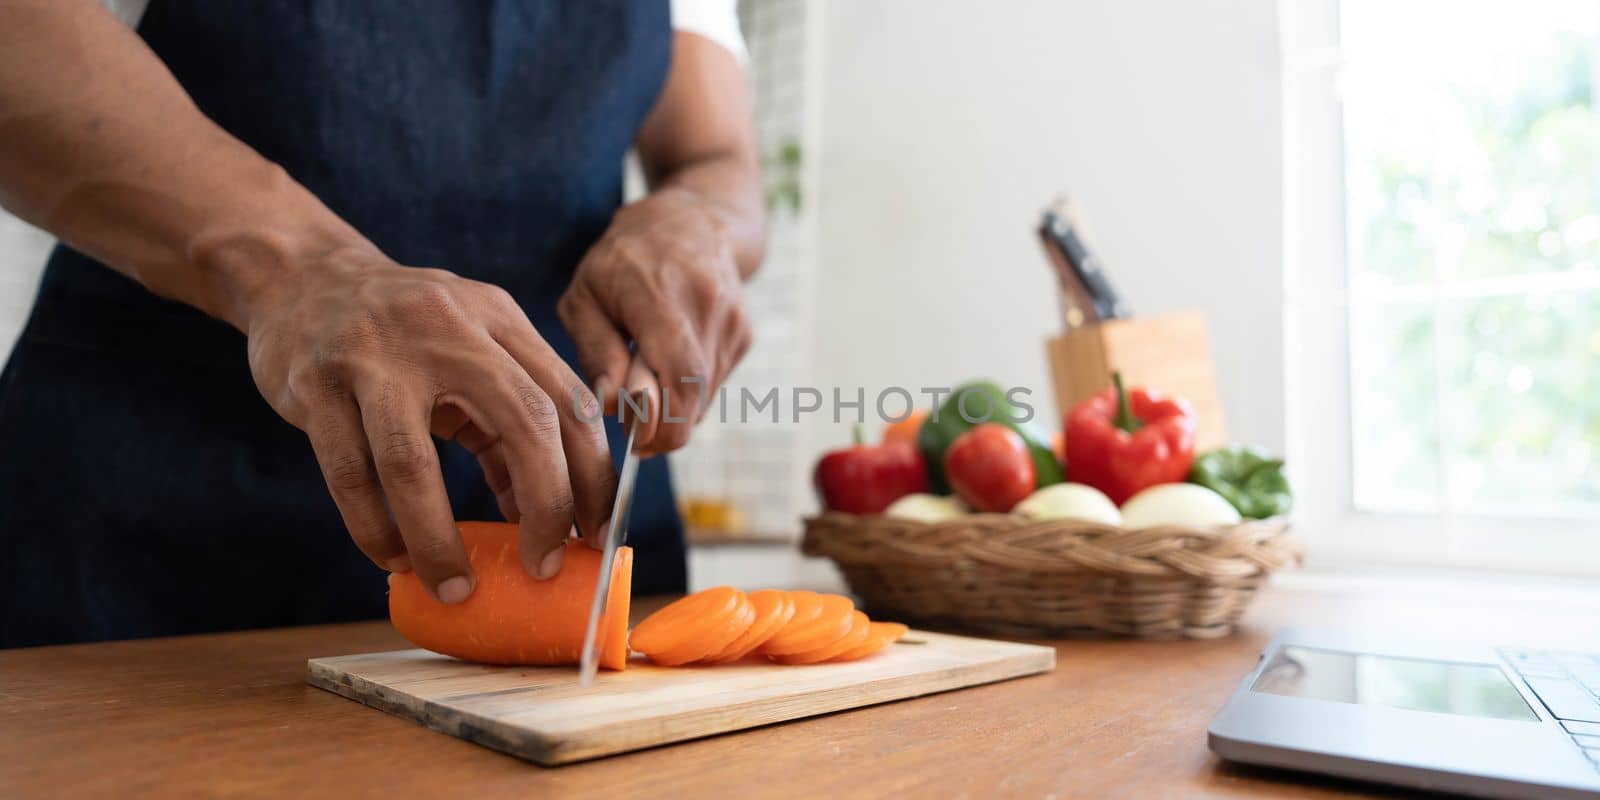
left=559, top=188, right=751, bottom=455
left=558, top=32, right=768, bottom=455
left=244, top=248, right=616, bottom=603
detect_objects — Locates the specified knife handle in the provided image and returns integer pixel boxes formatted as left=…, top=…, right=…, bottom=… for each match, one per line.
left=1041, top=202, right=1128, bottom=321
left=1037, top=224, right=1101, bottom=328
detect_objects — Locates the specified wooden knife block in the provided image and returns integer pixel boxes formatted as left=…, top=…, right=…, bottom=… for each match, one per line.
left=1044, top=311, right=1227, bottom=450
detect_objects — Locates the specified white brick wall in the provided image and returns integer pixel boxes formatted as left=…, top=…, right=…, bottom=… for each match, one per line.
left=0, top=213, right=53, bottom=361
left=668, top=0, right=820, bottom=539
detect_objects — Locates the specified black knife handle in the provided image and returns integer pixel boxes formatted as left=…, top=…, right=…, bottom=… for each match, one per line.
left=1041, top=209, right=1127, bottom=320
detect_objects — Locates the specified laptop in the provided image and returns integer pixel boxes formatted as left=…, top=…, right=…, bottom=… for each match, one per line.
left=1208, top=628, right=1600, bottom=799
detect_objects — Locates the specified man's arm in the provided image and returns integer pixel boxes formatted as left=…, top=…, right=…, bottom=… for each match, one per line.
left=0, top=0, right=359, bottom=325
left=0, top=0, right=619, bottom=597
left=559, top=32, right=767, bottom=455
left=635, top=32, right=766, bottom=279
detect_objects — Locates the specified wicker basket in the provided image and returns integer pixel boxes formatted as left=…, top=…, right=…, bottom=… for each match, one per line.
left=802, top=512, right=1303, bottom=639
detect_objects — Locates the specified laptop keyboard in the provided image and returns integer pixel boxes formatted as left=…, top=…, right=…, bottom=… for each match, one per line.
left=1499, top=648, right=1600, bottom=771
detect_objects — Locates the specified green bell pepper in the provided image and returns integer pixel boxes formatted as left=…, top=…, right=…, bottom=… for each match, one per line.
left=916, top=380, right=1064, bottom=494
left=1188, top=445, right=1293, bottom=519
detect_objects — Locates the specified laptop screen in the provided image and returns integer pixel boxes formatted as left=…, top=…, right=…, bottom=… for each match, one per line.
left=1251, top=646, right=1539, bottom=722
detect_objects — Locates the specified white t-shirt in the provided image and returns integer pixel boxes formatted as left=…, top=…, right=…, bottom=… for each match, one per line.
left=99, top=0, right=747, bottom=61
left=670, top=0, right=746, bottom=61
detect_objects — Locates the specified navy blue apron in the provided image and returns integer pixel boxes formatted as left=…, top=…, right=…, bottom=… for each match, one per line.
left=0, top=0, right=684, bottom=648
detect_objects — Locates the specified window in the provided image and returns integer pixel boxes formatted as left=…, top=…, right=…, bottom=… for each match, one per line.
left=1283, top=0, right=1599, bottom=572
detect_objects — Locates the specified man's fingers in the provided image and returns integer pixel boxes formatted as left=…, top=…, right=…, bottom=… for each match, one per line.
left=357, top=382, right=473, bottom=604
left=620, top=356, right=661, bottom=455
left=490, top=312, right=617, bottom=550
left=697, top=305, right=752, bottom=438
left=636, top=324, right=709, bottom=456
left=305, top=397, right=407, bottom=572
left=451, top=420, right=520, bottom=523
left=556, top=282, right=631, bottom=415
left=476, top=446, right=520, bottom=523
left=468, top=355, right=580, bottom=580
left=580, top=358, right=662, bottom=546
left=709, top=308, right=753, bottom=419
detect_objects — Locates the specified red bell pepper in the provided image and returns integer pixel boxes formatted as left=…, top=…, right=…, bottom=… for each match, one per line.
left=1064, top=373, right=1197, bottom=505
left=945, top=423, right=1036, bottom=513
left=814, top=426, right=928, bottom=514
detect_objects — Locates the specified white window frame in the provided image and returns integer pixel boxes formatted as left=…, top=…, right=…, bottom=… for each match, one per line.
left=1280, top=0, right=1600, bottom=576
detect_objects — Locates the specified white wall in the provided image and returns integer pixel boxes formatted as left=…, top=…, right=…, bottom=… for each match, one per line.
left=810, top=0, right=1285, bottom=464
left=0, top=215, right=52, bottom=356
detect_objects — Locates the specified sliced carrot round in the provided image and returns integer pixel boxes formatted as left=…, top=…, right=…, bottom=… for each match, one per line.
left=629, top=586, right=743, bottom=657
left=644, top=590, right=756, bottom=666
left=760, top=593, right=855, bottom=656
left=772, top=611, right=872, bottom=665
left=778, top=591, right=822, bottom=628
left=702, top=590, right=795, bottom=663
left=831, top=621, right=909, bottom=662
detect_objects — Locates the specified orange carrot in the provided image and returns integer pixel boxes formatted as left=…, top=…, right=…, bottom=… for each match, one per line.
left=771, top=610, right=872, bottom=665
left=388, top=522, right=632, bottom=670
left=883, top=410, right=929, bottom=448
left=702, top=589, right=795, bottom=663
left=645, top=592, right=756, bottom=666
left=629, top=585, right=748, bottom=663
left=752, top=590, right=822, bottom=654
left=760, top=593, right=855, bottom=656
left=831, top=621, right=909, bottom=662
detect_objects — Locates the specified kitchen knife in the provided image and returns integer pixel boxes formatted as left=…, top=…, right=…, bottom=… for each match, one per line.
left=1039, top=198, right=1128, bottom=323
left=578, top=405, right=643, bottom=686
left=1038, top=217, right=1101, bottom=329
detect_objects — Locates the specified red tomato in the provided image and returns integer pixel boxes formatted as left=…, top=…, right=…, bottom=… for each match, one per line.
left=943, top=423, right=1036, bottom=513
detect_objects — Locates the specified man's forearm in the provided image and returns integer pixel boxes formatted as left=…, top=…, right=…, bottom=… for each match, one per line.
left=634, top=32, right=767, bottom=281
left=0, top=0, right=371, bottom=330
left=651, top=154, right=766, bottom=280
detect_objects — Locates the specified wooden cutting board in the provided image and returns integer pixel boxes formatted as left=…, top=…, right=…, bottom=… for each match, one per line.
left=307, top=630, right=1054, bottom=765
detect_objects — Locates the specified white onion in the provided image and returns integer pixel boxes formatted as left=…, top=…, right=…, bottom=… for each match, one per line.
left=1120, top=483, right=1242, bottom=528
left=1013, top=483, right=1122, bottom=525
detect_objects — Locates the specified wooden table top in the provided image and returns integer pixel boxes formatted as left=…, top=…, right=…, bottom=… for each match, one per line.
left=4, top=573, right=1597, bottom=799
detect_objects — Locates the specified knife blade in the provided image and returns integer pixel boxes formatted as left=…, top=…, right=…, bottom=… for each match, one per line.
left=578, top=403, right=643, bottom=686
